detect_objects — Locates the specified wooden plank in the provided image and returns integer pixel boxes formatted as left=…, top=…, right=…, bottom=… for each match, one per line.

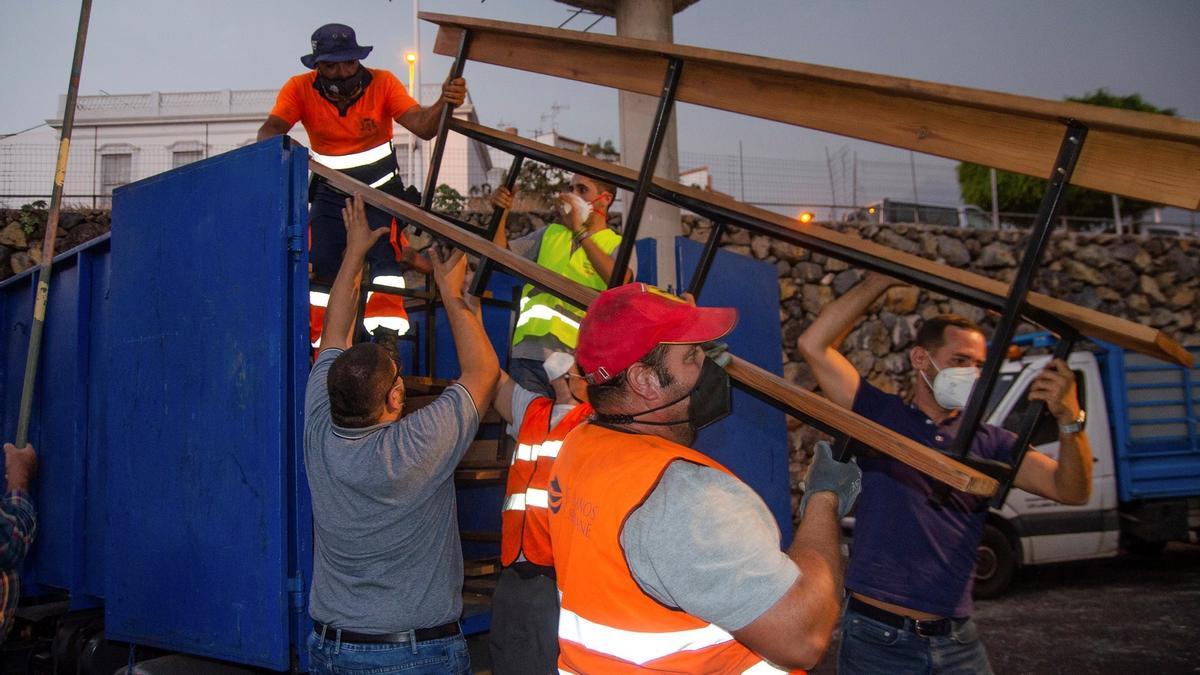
left=725, top=356, right=996, bottom=497
left=447, top=120, right=1193, bottom=368
left=309, top=159, right=997, bottom=496
left=456, top=467, right=506, bottom=482
left=464, top=558, right=500, bottom=577
left=458, top=439, right=506, bottom=468
left=425, top=13, right=1200, bottom=210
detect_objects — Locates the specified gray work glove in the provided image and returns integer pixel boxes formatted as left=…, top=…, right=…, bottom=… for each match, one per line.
left=799, top=441, right=862, bottom=519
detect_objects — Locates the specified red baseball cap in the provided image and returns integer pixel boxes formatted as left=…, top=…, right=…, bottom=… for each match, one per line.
left=577, top=283, right=738, bottom=384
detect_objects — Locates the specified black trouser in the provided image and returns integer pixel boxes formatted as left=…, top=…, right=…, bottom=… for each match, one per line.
left=488, top=565, right=559, bottom=675
left=308, top=174, right=418, bottom=282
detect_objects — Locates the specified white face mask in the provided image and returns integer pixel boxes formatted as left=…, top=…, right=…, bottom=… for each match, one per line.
left=559, top=192, right=593, bottom=219
left=920, top=357, right=980, bottom=410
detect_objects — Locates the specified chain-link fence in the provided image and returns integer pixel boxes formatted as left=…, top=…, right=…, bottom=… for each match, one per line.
left=0, top=140, right=477, bottom=210
left=4, top=139, right=1197, bottom=235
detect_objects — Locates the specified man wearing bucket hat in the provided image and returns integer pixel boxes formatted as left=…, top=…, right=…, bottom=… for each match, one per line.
left=546, top=283, right=861, bottom=673
left=258, top=23, right=468, bottom=347
left=488, top=352, right=591, bottom=674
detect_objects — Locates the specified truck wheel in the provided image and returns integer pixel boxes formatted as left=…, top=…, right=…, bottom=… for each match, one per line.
left=974, top=524, right=1016, bottom=599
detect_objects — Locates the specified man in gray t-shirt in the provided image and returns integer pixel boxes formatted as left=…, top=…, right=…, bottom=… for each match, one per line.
left=303, top=194, right=499, bottom=675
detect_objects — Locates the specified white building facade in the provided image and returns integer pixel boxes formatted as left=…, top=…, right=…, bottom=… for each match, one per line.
left=0, top=85, right=491, bottom=208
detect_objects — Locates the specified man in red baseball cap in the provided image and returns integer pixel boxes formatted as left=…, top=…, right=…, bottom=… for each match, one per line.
left=545, top=283, right=861, bottom=673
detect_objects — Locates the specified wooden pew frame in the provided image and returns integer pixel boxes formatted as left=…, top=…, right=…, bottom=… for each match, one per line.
left=308, top=13, right=1196, bottom=500
left=309, top=159, right=998, bottom=497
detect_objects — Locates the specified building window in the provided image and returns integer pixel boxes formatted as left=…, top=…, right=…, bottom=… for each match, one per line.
left=172, top=150, right=203, bottom=168
left=100, top=153, right=132, bottom=196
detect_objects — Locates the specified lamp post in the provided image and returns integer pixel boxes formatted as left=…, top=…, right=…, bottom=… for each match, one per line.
left=405, top=51, right=417, bottom=186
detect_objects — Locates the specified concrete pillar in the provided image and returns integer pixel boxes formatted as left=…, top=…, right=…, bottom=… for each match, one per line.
left=615, top=0, right=682, bottom=291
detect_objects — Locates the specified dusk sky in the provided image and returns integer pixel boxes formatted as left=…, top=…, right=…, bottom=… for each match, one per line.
left=3, top=0, right=1198, bottom=167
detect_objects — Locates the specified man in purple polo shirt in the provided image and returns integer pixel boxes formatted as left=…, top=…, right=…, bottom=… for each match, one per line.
left=797, top=272, right=1094, bottom=674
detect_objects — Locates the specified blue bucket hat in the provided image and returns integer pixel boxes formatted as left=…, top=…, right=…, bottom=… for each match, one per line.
left=301, top=24, right=373, bottom=69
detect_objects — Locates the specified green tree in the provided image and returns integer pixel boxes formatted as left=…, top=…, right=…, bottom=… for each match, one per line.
left=585, top=138, right=619, bottom=161
left=515, top=161, right=570, bottom=206
left=957, top=89, right=1176, bottom=219
left=433, top=184, right=466, bottom=215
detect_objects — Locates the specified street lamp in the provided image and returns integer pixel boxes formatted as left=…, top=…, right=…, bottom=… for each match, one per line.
left=405, top=51, right=418, bottom=96
left=405, top=51, right=418, bottom=186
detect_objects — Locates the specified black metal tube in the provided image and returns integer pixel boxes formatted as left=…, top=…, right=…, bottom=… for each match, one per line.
left=945, top=121, right=1088, bottom=465
left=989, top=334, right=1078, bottom=507
left=469, top=154, right=525, bottom=296
left=686, top=221, right=727, bottom=300
left=16, top=0, right=92, bottom=446
left=608, top=58, right=684, bottom=287
left=449, top=120, right=1077, bottom=334
left=421, top=29, right=471, bottom=210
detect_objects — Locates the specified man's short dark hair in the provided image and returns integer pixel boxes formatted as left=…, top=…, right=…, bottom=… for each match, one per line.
left=587, top=343, right=673, bottom=414
left=915, top=314, right=985, bottom=351
left=590, top=176, right=616, bottom=199
left=327, top=343, right=397, bottom=428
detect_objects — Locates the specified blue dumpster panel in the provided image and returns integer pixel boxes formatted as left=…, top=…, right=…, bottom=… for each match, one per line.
left=0, top=237, right=111, bottom=605
left=103, top=140, right=302, bottom=670
left=676, top=238, right=793, bottom=544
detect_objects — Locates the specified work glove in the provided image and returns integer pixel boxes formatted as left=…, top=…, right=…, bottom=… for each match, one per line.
left=799, top=441, right=862, bottom=519
left=702, top=340, right=732, bottom=368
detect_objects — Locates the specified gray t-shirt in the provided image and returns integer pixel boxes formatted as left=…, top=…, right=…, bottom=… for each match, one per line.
left=621, top=461, right=800, bottom=632
left=506, top=381, right=577, bottom=439
left=510, top=225, right=638, bottom=361
left=303, top=348, right=480, bottom=632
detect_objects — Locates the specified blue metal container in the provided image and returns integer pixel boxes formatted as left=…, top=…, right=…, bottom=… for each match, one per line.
left=0, top=138, right=793, bottom=670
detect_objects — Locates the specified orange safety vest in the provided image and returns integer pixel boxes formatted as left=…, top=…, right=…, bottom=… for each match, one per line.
left=501, top=398, right=593, bottom=568
left=548, top=423, right=791, bottom=674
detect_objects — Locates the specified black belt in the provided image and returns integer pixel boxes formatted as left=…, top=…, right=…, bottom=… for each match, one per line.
left=313, top=620, right=460, bottom=645
left=847, top=596, right=959, bottom=638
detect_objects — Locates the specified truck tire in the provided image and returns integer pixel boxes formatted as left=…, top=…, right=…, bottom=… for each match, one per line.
left=974, top=524, right=1016, bottom=599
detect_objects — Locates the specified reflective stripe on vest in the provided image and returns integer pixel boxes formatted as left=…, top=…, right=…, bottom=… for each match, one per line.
left=512, top=224, right=621, bottom=349
left=511, top=440, right=564, bottom=464
left=501, top=400, right=593, bottom=567
left=502, top=488, right=549, bottom=512
left=310, top=142, right=393, bottom=169
left=558, top=606, right=735, bottom=665
left=514, top=297, right=582, bottom=331
left=549, top=423, right=776, bottom=673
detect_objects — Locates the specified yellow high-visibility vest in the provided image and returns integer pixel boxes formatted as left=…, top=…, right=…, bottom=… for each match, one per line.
left=512, top=224, right=622, bottom=349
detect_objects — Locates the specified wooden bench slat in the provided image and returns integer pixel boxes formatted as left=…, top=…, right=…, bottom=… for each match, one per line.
left=425, top=12, right=1200, bottom=210
left=446, top=120, right=1192, bottom=368
left=308, top=160, right=999, bottom=497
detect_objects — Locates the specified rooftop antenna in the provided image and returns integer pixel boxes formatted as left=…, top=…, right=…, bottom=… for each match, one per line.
left=540, top=101, right=570, bottom=133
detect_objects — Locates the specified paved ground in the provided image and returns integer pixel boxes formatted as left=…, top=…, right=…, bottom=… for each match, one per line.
left=812, top=542, right=1200, bottom=674
left=470, top=543, right=1200, bottom=674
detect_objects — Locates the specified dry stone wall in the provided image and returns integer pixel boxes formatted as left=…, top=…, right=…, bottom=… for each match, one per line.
left=0, top=208, right=111, bottom=280
left=681, top=215, right=1199, bottom=522
left=7, top=205, right=1196, bottom=523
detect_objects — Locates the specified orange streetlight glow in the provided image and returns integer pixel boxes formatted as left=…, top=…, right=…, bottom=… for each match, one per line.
left=798, top=211, right=814, bottom=224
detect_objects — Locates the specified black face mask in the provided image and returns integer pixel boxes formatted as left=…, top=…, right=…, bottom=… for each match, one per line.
left=596, top=357, right=732, bottom=432
left=313, top=66, right=373, bottom=116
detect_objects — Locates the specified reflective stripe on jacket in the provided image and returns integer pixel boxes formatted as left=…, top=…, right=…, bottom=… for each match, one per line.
left=512, top=224, right=621, bottom=349
left=501, top=398, right=592, bottom=567
left=548, top=423, right=789, bottom=674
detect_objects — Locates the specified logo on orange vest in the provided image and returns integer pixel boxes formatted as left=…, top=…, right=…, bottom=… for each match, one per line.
left=360, top=118, right=378, bottom=134
left=549, top=477, right=563, bottom=514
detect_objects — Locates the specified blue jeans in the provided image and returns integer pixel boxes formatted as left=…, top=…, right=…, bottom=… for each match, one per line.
left=307, top=629, right=471, bottom=674
left=837, top=602, right=993, bottom=675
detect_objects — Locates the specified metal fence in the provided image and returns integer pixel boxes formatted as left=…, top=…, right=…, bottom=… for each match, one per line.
left=0, top=141, right=474, bottom=210
left=3, top=140, right=1197, bottom=236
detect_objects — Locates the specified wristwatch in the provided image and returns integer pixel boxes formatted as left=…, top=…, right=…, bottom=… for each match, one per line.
left=1059, top=409, right=1086, bottom=435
